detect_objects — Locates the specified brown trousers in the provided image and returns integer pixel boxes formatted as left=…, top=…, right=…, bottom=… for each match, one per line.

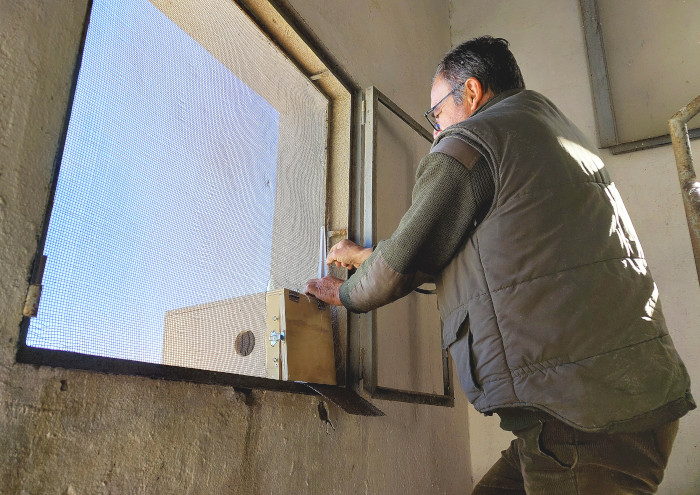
left=472, top=418, right=679, bottom=495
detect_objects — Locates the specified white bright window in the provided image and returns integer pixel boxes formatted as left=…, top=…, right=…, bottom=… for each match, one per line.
left=26, top=0, right=333, bottom=374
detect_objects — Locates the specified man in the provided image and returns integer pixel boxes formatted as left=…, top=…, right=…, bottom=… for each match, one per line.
left=305, top=36, right=694, bottom=494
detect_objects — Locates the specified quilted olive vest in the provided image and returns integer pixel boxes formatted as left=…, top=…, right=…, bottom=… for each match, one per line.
left=435, top=90, right=693, bottom=431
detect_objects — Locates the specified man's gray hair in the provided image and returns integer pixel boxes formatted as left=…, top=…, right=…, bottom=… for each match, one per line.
left=435, top=36, right=525, bottom=104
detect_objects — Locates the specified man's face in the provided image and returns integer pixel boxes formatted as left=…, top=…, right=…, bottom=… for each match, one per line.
left=430, top=76, right=472, bottom=139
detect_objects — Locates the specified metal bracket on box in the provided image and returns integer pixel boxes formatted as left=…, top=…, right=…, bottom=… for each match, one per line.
left=269, top=331, right=285, bottom=346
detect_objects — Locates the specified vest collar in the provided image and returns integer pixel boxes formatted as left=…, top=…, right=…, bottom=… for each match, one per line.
left=471, top=88, right=523, bottom=117
left=433, top=89, right=524, bottom=147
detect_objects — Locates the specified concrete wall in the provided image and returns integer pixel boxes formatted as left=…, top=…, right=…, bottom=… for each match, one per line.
left=0, top=1, right=474, bottom=494
left=449, top=1, right=700, bottom=492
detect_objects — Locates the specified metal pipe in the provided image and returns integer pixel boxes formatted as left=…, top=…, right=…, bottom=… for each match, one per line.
left=669, top=93, right=700, bottom=285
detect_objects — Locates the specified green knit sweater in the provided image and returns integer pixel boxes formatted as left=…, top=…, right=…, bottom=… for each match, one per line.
left=339, top=150, right=493, bottom=308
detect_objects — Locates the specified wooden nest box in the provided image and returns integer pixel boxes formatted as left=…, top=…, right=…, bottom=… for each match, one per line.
left=265, top=289, right=336, bottom=385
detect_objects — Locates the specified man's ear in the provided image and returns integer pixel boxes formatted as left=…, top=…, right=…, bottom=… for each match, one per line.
left=464, top=77, right=488, bottom=113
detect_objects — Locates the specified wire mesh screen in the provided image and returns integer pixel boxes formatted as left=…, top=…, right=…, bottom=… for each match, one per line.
left=26, top=0, right=328, bottom=374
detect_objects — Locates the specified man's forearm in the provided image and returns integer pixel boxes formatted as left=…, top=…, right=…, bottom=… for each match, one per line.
left=339, top=247, right=430, bottom=313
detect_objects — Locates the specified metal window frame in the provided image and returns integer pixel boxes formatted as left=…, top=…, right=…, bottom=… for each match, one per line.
left=360, top=86, right=454, bottom=407
left=579, top=0, right=700, bottom=155
left=15, top=0, right=389, bottom=417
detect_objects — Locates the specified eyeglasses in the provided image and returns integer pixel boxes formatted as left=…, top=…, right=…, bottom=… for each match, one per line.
left=424, top=81, right=465, bottom=132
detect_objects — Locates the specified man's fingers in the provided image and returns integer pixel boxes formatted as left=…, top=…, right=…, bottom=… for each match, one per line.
left=304, top=276, right=343, bottom=306
left=325, top=259, right=353, bottom=269
left=304, top=279, right=319, bottom=297
left=326, top=254, right=348, bottom=268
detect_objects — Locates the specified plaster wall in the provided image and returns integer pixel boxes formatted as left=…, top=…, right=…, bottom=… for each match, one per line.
left=449, top=1, right=700, bottom=492
left=0, top=1, right=473, bottom=494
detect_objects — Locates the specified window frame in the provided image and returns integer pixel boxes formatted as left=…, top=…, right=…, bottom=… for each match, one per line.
left=18, top=0, right=454, bottom=413
left=579, top=0, right=700, bottom=154
left=359, top=86, right=454, bottom=407
left=16, top=0, right=380, bottom=413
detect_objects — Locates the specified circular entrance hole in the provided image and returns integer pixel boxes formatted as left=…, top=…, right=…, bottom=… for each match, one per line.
left=235, top=331, right=255, bottom=356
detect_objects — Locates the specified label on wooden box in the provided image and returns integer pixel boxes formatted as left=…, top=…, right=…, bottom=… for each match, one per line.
left=265, top=289, right=336, bottom=385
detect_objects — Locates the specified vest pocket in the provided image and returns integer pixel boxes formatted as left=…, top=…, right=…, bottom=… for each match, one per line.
left=441, top=305, right=469, bottom=349
left=449, top=328, right=483, bottom=400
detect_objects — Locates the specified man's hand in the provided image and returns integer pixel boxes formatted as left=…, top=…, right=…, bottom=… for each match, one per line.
left=304, top=276, right=343, bottom=306
left=326, top=239, right=373, bottom=270
left=306, top=240, right=371, bottom=307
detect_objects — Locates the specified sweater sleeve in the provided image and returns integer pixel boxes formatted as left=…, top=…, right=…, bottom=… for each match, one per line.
left=339, top=148, right=494, bottom=313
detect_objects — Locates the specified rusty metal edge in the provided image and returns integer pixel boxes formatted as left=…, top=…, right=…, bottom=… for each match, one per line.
left=669, top=94, right=700, bottom=286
